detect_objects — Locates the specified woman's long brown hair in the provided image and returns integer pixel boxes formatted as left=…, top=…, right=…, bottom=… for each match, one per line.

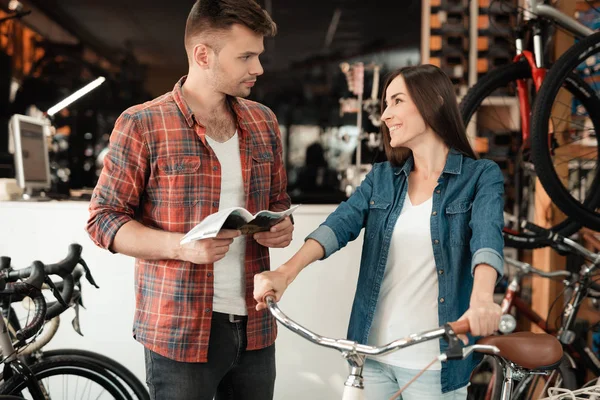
left=380, top=64, right=477, bottom=166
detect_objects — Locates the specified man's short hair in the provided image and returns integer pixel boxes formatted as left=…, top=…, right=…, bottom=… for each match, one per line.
left=185, top=0, right=277, bottom=55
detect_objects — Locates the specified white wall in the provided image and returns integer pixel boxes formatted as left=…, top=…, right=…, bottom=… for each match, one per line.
left=0, top=201, right=363, bottom=399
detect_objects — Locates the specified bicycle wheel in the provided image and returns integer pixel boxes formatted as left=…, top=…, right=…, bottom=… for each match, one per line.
left=1, top=307, right=147, bottom=399
left=0, top=355, right=134, bottom=399
left=460, top=61, right=582, bottom=248
left=41, top=349, right=149, bottom=400
left=532, top=31, right=600, bottom=231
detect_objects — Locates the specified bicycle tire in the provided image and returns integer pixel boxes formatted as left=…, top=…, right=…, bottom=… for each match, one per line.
left=0, top=355, right=134, bottom=399
left=2, top=307, right=147, bottom=399
left=460, top=61, right=582, bottom=248
left=532, top=31, right=600, bottom=231
left=41, top=349, right=149, bottom=400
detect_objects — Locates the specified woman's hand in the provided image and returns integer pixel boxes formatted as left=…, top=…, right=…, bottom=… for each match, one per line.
left=253, top=239, right=326, bottom=311
left=457, top=294, right=502, bottom=344
left=253, top=269, right=291, bottom=311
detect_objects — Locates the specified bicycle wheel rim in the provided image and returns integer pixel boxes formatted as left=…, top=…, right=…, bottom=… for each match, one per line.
left=41, top=349, right=148, bottom=400
left=532, top=31, right=600, bottom=230
left=0, top=357, right=134, bottom=400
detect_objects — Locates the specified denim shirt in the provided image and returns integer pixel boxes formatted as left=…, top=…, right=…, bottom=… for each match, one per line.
left=306, top=149, right=504, bottom=392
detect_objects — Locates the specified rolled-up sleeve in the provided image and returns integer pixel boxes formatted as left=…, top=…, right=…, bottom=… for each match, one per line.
left=305, top=165, right=376, bottom=259
left=469, top=161, right=505, bottom=279
left=86, top=112, right=149, bottom=251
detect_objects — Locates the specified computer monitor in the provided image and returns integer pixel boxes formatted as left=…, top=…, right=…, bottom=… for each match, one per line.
left=8, top=114, right=51, bottom=196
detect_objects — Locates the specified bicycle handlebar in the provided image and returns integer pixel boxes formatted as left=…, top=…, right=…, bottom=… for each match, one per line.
left=0, top=261, right=47, bottom=342
left=266, top=296, right=470, bottom=358
left=505, top=257, right=572, bottom=279
left=505, top=256, right=600, bottom=298
left=6, top=244, right=82, bottom=279
left=521, top=220, right=600, bottom=264
left=0, top=244, right=97, bottom=320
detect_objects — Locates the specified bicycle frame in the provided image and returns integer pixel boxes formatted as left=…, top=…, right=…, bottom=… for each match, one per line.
left=500, top=270, right=556, bottom=333
left=0, top=307, right=46, bottom=398
left=525, top=0, right=594, bottom=42
left=505, top=0, right=594, bottom=149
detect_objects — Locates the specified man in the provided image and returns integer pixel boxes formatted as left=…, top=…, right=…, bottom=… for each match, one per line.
left=86, top=1, right=293, bottom=399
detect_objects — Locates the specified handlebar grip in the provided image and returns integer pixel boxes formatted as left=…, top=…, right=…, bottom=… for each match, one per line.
left=521, top=220, right=551, bottom=236
left=262, top=291, right=276, bottom=304
left=9, top=261, right=47, bottom=341
left=448, top=320, right=470, bottom=335
left=15, top=287, right=46, bottom=342
left=45, top=274, right=74, bottom=320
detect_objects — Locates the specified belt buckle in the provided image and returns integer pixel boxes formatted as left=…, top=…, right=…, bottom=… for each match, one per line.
left=229, top=314, right=240, bottom=323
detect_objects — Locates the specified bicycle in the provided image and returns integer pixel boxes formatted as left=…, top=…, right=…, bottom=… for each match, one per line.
left=0, top=244, right=149, bottom=399
left=459, top=0, right=600, bottom=244
left=265, top=295, right=566, bottom=400
left=474, top=220, right=600, bottom=399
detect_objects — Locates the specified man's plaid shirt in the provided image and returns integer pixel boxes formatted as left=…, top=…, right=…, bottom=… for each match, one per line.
left=87, top=77, right=290, bottom=362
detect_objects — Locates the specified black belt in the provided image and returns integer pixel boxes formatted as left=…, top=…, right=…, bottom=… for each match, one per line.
left=213, top=311, right=248, bottom=323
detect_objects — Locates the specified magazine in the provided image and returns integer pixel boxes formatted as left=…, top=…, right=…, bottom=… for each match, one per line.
left=180, top=205, right=300, bottom=244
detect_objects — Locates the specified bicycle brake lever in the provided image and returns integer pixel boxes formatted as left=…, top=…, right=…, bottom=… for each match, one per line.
left=439, top=344, right=500, bottom=362
left=462, top=344, right=500, bottom=359
left=78, top=259, right=99, bottom=288
left=44, top=277, right=68, bottom=307
left=443, top=324, right=465, bottom=360
left=71, top=301, right=83, bottom=336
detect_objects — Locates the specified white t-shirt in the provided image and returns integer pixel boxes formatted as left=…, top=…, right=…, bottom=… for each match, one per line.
left=205, top=132, right=247, bottom=316
left=367, top=195, right=442, bottom=370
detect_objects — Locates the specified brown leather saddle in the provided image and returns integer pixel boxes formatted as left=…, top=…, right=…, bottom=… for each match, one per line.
left=476, top=331, right=563, bottom=370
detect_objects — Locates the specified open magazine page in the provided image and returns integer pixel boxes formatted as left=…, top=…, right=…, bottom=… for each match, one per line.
left=180, top=205, right=300, bottom=244
left=235, top=204, right=300, bottom=234
left=180, top=207, right=254, bottom=244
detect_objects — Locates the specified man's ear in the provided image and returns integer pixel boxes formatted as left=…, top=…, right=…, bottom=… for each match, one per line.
left=193, top=43, right=211, bottom=68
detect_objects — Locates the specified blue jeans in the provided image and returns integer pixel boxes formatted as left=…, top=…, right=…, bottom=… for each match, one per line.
left=363, top=358, right=468, bottom=400
left=144, top=312, right=275, bottom=400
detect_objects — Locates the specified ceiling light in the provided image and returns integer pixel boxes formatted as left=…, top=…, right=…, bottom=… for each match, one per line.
left=46, top=77, right=106, bottom=116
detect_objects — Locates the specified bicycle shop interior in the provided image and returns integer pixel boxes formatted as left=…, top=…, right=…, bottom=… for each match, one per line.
left=1, top=0, right=600, bottom=399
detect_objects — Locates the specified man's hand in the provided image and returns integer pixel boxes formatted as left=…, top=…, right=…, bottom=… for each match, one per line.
left=253, top=217, right=293, bottom=248
left=177, top=230, right=240, bottom=264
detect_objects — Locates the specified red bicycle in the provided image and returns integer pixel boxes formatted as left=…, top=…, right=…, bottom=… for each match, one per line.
left=459, top=0, right=600, bottom=243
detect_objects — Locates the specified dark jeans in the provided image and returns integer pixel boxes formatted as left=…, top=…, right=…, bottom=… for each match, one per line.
left=144, top=312, right=276, bottom=400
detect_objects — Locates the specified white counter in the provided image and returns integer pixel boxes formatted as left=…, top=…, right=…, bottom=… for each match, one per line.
left=0, top=201, right=363, bottom=399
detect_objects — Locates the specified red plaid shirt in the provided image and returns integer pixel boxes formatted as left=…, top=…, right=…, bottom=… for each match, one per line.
left=87, top=77, right=290, bottom=362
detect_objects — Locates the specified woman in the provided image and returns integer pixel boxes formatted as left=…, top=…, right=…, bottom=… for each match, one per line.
left=253, top=64, right=504, bottom=399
